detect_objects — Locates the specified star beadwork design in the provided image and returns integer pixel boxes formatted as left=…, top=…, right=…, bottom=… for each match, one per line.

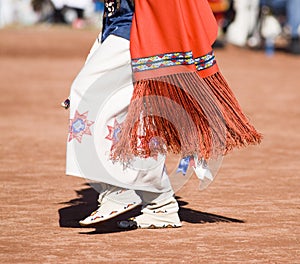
left=176, top=156, right=195, bottom=175
left=68, top=111, right=94, bottom=143
left=176, top=156, right=190, bottom=175
left=105, top=118, right=122, bottom=148
left=105, top=125, right=114, bottom=141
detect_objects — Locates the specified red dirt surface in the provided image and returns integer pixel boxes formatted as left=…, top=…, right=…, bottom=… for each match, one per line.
left=0, top=26, right=299, bottom=263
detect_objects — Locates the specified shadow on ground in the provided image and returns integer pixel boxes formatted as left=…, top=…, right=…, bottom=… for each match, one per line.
left=58, top=186, right=244, bottom=234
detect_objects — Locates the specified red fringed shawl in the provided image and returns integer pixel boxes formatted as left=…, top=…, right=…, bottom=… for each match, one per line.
left=111, top=0, right=262, bottom=162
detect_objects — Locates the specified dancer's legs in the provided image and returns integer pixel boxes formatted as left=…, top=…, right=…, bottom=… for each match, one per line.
left=66, top=34, right=180, bottom=227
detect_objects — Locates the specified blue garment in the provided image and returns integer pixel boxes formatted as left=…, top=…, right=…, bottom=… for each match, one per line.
left=101, top=0, right=134, bottom=43
left=287, top=0, right=300, bottom=37
left=260, top=0, right=300, bottom=37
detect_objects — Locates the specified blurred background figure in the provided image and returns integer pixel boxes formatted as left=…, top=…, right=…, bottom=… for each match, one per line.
left=226, top=0, right=260, bottom=47
left=0, top=0, right=104, bottom=29
left=0, top=0, right=39, bottom=28
left=259, top=0, right=300, bottom=54
left=0, top=0, right=14, bottom=28
left=31, top=0, right=103, bottom=28
left=51, top=0, right=91, bottom=28
left=226, top=0, right=300, bottom=55
left=208, top=0, right=236, bottom=48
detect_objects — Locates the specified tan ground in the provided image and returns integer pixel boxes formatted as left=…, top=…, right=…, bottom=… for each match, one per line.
left=0, top=26, right=299, bottom=264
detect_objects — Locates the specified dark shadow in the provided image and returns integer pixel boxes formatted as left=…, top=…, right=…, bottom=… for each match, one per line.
left=58, top=187, right=244, bottom=234
left=58, top=185, right=98, bottom=228
left=176, top=197, right=245, bottom=224
left=58, top=185, right=142, bottom=234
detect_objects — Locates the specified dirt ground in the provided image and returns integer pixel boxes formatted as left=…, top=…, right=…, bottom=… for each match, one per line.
left=0, top=25, right=299, bottom=264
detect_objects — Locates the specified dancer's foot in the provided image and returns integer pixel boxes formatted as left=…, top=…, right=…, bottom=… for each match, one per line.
left=79, top=188, right=141, bottom=226
left=117, top=196, right=182, bottom=229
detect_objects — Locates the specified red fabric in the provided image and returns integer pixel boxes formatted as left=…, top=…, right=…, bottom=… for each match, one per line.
left=110, top=0, right=262, bottom=162
left=130, top=0, right=219, bottom=78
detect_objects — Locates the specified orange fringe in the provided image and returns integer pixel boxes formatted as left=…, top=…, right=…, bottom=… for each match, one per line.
left=110, top=71, right=262, bottom=163
left=203, top=72, right=262, bottom=152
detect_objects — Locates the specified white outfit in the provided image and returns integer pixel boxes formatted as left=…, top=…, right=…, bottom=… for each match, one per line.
left=51, top=0, right=90, bottom=10
left=226, top=0, right=260, bottom=47
left=66, top=34, right=173, bottom=194
left=0, top=0, right=14, bottom=28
